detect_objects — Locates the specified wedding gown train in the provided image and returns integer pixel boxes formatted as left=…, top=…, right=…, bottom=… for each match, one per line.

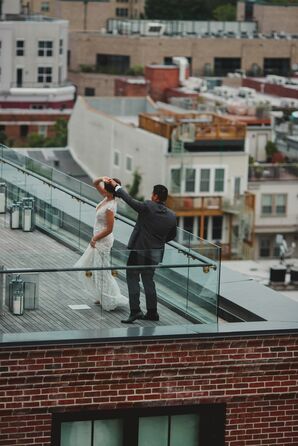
left=74, top=198, right=128, bottom=311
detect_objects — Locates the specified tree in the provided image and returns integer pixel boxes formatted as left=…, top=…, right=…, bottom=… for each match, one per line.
left=26, top=119, right=68, bottom=148
left=26, top=133, right=47, bottom=148
left=126, top=169, right=144, bottom=201
left=265, top=140, right=278, bottom=161
left=145, top=0, right=237, bottom=20
left=0, top=130, right=8, bottom=145
left=213, top=4, right=236, bottom=21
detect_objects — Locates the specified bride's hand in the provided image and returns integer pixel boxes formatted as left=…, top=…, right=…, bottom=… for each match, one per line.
left=102, top=176, right=110, bottom=183
left=90, top=238, right=96, bottom=248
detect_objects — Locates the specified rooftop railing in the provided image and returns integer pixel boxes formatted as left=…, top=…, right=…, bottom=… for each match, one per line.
left=0, top=144, right=221, bottom=342
left=248, top=163, right=298, bottom=181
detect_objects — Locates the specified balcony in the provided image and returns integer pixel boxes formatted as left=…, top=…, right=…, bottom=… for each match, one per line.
left=0, top=144, right=222, bottom=344
left=167, top=195, right=223, bottom=213
left=248, top=163, right=298, bottom=181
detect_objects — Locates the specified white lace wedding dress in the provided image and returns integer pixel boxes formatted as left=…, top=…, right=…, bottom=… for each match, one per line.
left=74, top=198, right=128, bottom=311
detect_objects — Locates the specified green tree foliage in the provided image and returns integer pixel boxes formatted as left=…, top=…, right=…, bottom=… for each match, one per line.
left=26, top=119, right=68, bottom=148
left=265, top=140, right=278, bottom=161
left=213, top=4, right=236, bottom=21
left=126, top=169, right=144, bottom=201
left=26, top=133, right=47, bottom=148
left=0, top=130, right=8, bottom=145
left=145, top=0, right=237, bottom=20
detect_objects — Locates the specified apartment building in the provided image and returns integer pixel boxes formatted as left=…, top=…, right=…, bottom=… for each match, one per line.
left=237, top=0, right=298, bottom=34
left=25, top=0, right=146, bottom=31
left=0, top=0, right=75, bottom=145
left=248, top=163, right=298, bottom=259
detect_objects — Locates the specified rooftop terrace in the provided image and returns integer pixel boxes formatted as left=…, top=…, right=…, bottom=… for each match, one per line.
left=1, top=144, right=298, bottom=346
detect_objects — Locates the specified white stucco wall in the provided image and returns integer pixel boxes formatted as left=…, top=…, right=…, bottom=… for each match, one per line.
left=166, top=151, right=249, bottom=204
left=0, top=18, right=68, bottom=90
left=249, top=181, right=298, bottom=232
left=245, top=127, right=272, bottom=162
left=68, top=96, right=169, bottom=197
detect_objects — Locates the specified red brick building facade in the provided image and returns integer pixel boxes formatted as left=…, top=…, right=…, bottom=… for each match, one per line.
left=1, top=331, right=298, bottom=445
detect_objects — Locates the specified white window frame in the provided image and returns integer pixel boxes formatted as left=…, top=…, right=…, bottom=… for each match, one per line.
left=113, top=150, right=120, bottom=167
left=261, top=193, right=287, bottom=217
left=41, top=1, right=50, bottom=12
left=16, top=39, right=25, bottom=56
left=59, top=39, right=63, bottom=55
left=37, top=66, right=52, bottom=84
left=38, top=40, right=53, bottom=57
left=126, top=155, right=133, bottom=172
left=170, top=166, right=182, bottom=194
left=38, top=125, right=48, bottom=137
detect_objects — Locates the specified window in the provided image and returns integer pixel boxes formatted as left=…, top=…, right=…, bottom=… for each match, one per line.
left=37, top=67, right=52, bottom=83
left=214, top=168, right=225, bottom=193
left=20, top=125, right=29, bottom=137
left=261, top=194, right=287, bottom=216
left=183, top=216, right=194, bottom=238
left=264, top=58, right=290, bottom=77
left=96, top=54, right=130, bottom=75
left=214, top=58, right=241, bottom=76
left=116, top=8, right=129, bottom=16
left=16, top=40, right=25, bottom=56
left=53, top=404, right=225, bottom=446
left=275, top=194, right=286, bottom=215
left=185, top=168, right=196, bottom=192
left=126, top=155, right=132, bottom=171
left=59, top=39, right=63, bottom=55
left=38, top=40, right=53, bottom=57
left=200, top=169, right=210, bottom=192
left=212, top=216, right=223, bottom=241
left=234, top=177, right=241, bottom=198
left=114, top=150, right=120, bottom=167
left=38, top=125, right=47, bottom=137
left=41, top=1, right=50, bottom=12
left=170, top=168, right=181, bottom=193
left=260, top=238, right=270, bottom=257
left=84, top=87, right=95, bottom=96
left=261, top=194, right=272, bottom=215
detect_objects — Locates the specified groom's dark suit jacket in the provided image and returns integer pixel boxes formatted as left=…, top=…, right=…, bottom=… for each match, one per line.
left=115, top=188, right=177, bottom=263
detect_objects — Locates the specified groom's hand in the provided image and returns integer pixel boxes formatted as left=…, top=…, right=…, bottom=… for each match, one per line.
left=109, top=178, right=118, bottom=188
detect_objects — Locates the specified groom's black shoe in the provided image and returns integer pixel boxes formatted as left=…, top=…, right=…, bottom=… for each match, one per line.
left=121, top=310, right=144, bottom=324
left=143, top=311, right=159, bottom=321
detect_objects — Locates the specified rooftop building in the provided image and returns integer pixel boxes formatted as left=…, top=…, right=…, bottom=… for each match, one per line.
left=0, top=1, right=75, bottom=145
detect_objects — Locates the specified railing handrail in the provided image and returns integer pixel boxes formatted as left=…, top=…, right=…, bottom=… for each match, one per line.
left=0, top=262, right=217, bottom=275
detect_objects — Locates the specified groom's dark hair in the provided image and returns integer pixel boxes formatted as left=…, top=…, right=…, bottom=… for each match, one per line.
left=104, top=178, right=121, bottom=196
left=153, top=184, right=168, bottom=202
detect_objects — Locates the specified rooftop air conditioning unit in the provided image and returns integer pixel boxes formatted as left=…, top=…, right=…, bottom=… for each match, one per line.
left=143, top=23, right=166, bottom=36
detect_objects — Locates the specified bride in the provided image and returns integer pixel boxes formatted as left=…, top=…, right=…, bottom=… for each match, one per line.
left=74, top=176, right=128, bottom=311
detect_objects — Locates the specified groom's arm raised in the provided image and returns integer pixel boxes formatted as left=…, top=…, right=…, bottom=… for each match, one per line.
left=108, top=178, right=146, bottom=214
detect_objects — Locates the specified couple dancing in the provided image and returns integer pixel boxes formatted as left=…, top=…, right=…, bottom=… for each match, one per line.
left=75, top=176, right=177, bottom=323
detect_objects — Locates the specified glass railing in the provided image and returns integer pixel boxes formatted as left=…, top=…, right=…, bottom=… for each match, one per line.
left=0, top=144, right=221, bottom=339
left=0, top=245, right=219, bottom=336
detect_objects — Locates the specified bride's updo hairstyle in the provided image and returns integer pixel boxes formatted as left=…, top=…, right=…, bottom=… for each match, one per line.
left=104, top=178, right=121, bottom=197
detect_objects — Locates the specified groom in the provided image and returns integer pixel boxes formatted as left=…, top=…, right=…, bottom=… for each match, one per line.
left=106, top=178, right=177, bottom=323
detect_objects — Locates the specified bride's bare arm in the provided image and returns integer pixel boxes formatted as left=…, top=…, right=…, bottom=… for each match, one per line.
left=90, top=209, right=114, bottom=247
left=93, top=177, right=106, bottom=196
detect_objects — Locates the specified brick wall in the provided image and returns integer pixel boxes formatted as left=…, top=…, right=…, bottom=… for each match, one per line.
left=0, top=334, right=298, bottom=445
left=243, top=79, right=298, bottom=100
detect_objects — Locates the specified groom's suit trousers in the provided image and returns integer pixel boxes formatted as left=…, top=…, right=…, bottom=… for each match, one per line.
left=126, top=250, right=158, bottom=311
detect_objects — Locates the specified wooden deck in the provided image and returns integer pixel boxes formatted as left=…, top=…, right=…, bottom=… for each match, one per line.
left=0, top=214, right=192, bottom=334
